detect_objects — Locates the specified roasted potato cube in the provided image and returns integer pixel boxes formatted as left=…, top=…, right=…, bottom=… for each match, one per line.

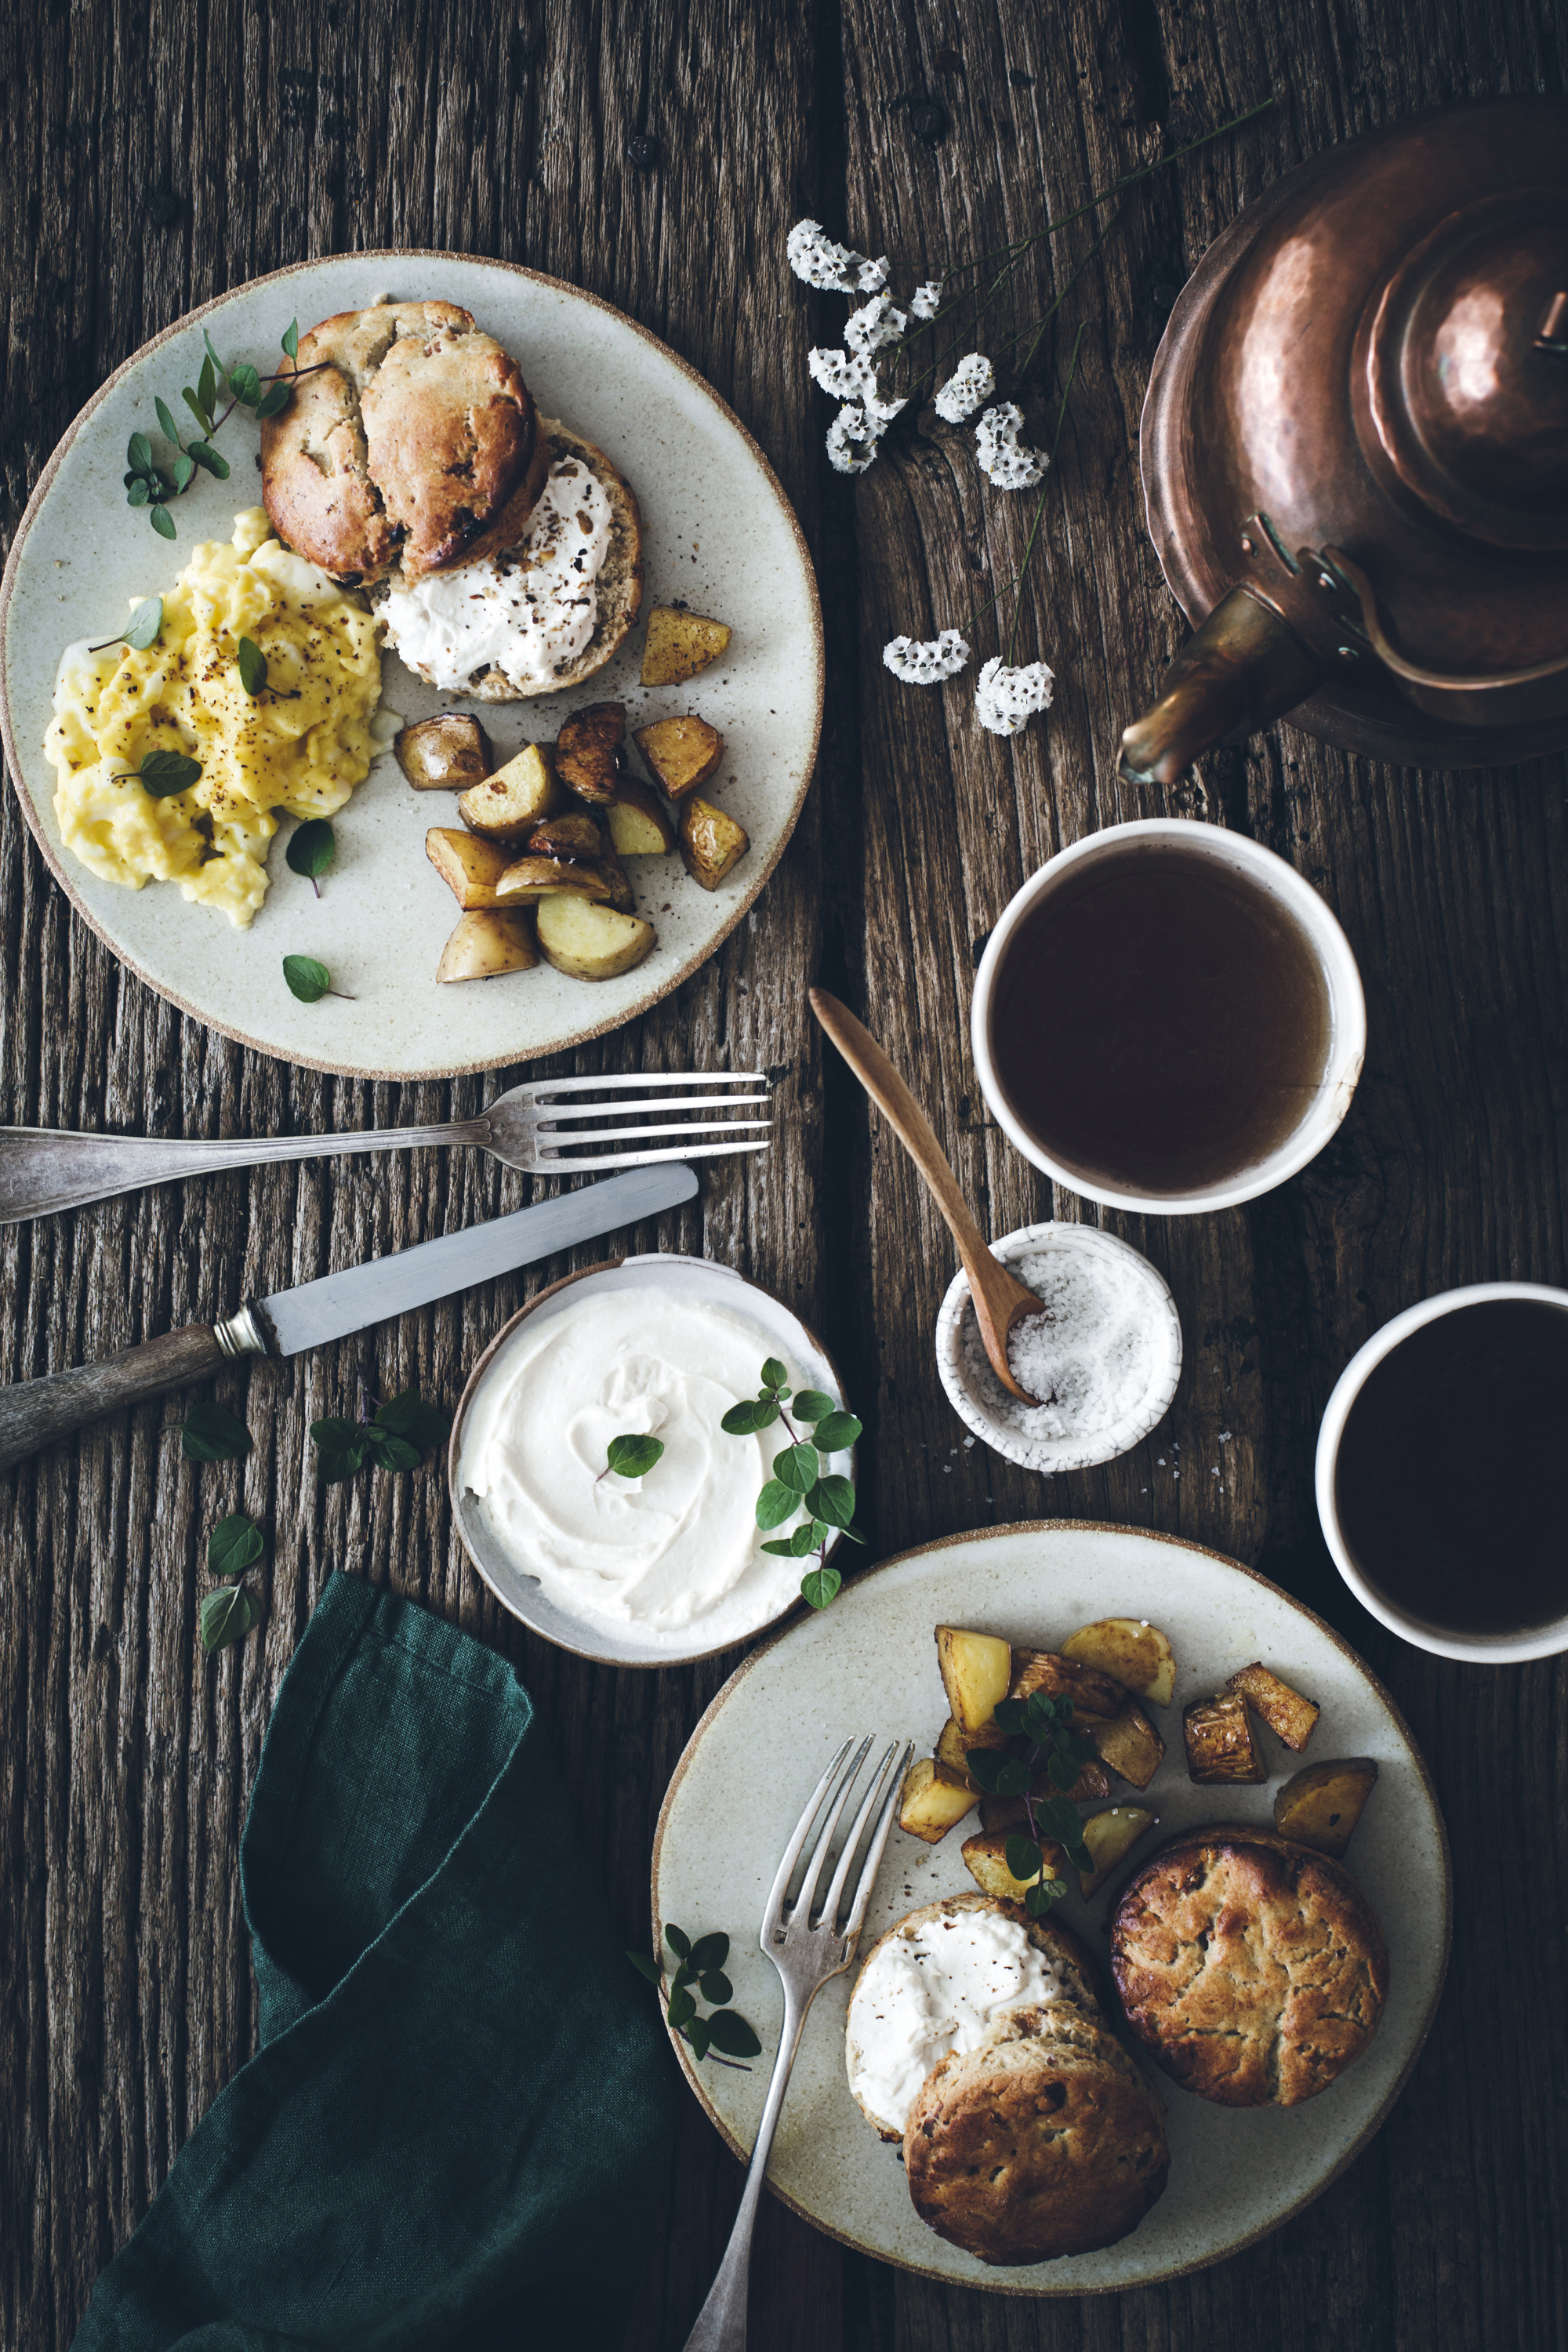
left=396, top=712, right=493, bottom=789
left=456, top=744, right=561, bottom=840
left=1273, top=1759, right=1378, bottom=1857
left=1183, top=1690, right=1267, bottom=1784
left=1076, top=1806, right=1156, bottom=1900
left=534, top=894, right=657, bottom=982
left=896, top=1757, right=977, bottom=1844
left=640, top=607, right=731, bottom=687
left=961, top=1831, right=1065, bottom=1904
left=556, top=702, right=626, bottom=803
left=1091, top=1703, right=1166, bottom=1792
left=526, top=812, right=605, bottom=862
left=495, top=856, right=614, bottom=906
left=1060, top=1617, right=1177, bottom=1709
left=435, top=909, right=538, bottom=984
left=679, top=796, right=750, bottom=891
left=934, top=1717, right=1009, bottom=1785
left=425, top=827, right=511, bottom=909
left=605, top=781, right=677, bottom=855
left=1007, top=1648, right=1124, bottom=1726
left=633, top=713, right=725, bottom=800
left=935, top=1626, right=1013, bottom=1732
left=1227, top=1662, right=1322, bottom=1751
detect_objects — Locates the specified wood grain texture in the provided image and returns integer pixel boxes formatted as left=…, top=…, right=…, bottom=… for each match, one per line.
left=1, top=0, right=1565, bottom=2347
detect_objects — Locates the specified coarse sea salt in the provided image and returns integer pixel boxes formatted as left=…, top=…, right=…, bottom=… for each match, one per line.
left=960, top=1243, right=1160, bottom=1443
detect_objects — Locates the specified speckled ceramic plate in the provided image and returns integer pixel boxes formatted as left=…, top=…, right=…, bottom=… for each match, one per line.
left=652, top=1521, right=1450, bottom=2295
left=0, top=252, right=822, bottom=1079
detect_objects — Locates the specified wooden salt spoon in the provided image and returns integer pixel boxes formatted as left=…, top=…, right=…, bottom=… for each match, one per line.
left=808, top=988, right=1044, bottom=1405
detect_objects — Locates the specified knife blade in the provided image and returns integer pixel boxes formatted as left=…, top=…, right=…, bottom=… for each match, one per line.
left=0, top=1162, right=699, bottom=1473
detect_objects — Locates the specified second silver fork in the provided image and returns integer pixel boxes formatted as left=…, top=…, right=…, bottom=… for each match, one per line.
left=681, top=1737, right=913, bottom=2352
left=0, top=1070, right=771, bottom=1224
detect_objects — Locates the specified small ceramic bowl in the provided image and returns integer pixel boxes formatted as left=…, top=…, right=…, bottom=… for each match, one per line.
left=448, top=1251, right=853, bottom=1667
left=935, top=1222, right=1183, bottom=1472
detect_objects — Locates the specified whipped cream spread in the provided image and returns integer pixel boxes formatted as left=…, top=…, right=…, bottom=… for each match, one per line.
left=456, top=1286, right=823, bottom=1649
left=847, top=1909, right=1065, bottom=2134
left=379, top=447, right=614, bottom=690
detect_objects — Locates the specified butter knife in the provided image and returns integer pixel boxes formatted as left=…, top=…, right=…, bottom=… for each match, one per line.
left=0, top=1162, right=698, bottom=1472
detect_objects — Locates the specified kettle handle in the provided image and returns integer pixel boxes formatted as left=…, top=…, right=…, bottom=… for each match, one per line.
left=1326, top=547, right=1568, bottom=695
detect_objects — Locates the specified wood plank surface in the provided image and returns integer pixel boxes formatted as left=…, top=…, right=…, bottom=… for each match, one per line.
left=0, top=0, right=1564, bottom=2348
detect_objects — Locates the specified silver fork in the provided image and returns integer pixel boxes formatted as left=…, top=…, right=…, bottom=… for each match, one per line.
left=0, top=1072, right=771, bottom=1224
left=682, top=1736, right=913, bottom=2352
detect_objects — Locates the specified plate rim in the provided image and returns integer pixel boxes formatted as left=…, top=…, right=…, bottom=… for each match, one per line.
left=651, top=1515, right=1454, bottom=2296
left=0, top=249, right=826, bottom=1080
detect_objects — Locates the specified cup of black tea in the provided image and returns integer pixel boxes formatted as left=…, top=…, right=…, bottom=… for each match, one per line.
left=971, top=820, right=1366, bottom=1213
left=1317, top=1283, right=1568, bottom=1661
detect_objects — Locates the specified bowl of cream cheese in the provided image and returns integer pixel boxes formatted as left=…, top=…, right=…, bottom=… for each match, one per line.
left=450, top=1253, right=855, bottom=1664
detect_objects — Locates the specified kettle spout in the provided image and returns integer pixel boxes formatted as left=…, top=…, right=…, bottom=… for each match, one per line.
left=1118, top=586, right=1323, bottom=785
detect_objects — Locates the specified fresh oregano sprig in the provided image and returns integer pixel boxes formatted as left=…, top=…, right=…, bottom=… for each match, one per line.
left=90, top=596, right=164, bottom=655
left=200, top=1511, right=265, bottom=1653
left=629, top=1926, right=762, bottom=2067
left=964, top=1690, right=1098, bottom=1915
left=721, top=1359, right=864, bottom=1612
left=600, top=1433, right=665, bottom=1482
left=112, top=747, right=202, bottom=799
left=285, top=819, right=336, bottom=895
left=310, top=1385, right=450, bottom=1485
left=125, top=320, right=322, bottom=540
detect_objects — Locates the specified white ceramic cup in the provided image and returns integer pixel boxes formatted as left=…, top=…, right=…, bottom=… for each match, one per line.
left=1316, top=1281, right=1568, bottom=1664
left=971, top=818, right=1367, bottom=1215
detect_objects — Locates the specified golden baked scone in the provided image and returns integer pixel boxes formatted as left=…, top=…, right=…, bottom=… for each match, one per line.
left=260, top=301, right=548, bottom=583
left=904, top=2002, right=1169, bottom=2265
left=1109, top=1824, right=1389, bottom=2107
left=844, top=1893, right=1103, bottom=2143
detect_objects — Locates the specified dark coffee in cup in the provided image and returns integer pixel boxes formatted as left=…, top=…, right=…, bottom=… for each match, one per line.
left=984, top=838, right=1333, bottom=1198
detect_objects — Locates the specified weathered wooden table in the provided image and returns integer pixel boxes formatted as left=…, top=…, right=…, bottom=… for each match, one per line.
left=3, top=2, right=1565, bottom=2347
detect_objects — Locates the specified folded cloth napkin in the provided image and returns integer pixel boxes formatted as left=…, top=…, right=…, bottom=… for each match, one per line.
left=74, top=1570, right=678, bottom=2351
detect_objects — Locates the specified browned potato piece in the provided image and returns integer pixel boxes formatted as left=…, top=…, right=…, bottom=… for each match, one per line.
left=934, top=1717, right=1009, bottom=1784
left=679, top=796, right=750, bottom=891
left=605, top=781, right=677, bottom=855
left=435, top=909, right=538, bottom=983
left=1183, top=1690, right=1267, bottom=1784
left=1227, top=1662, right=1322, bottom=1751
left=456, top=745, right=561, bottom=840
left=1091, top=1703, right=1166, bottom=1792
left=596, top=840, right=637, bottom=915
left=1273, top=1759, right=1378, bottom=1857
left=495, top=856, right=614, bottom=906
left=1076, top=1806, right=1156, bottom=1899
left=1060, top=1618, right=1177, bottom=1709
left=633, top=713, right=725, bottom=800
left=961, top=1831, right=1065, bottom=1903
left=897, top=1758, right=977, bottom=1843
left=556, top=702, right=626, bottom=803
left=534, top=894, right=657, bottom=982
left=639, top=607, right=731, bottom=687
left=935, top=1626, right=1013, bottom=1732
left=526, top=812, right=605, bottom=862
left=1007, top=1648, right=1123, bottom=1726
left=396, top=713, right=493, bottom=789
left=425, top=826, right=511, bottom=909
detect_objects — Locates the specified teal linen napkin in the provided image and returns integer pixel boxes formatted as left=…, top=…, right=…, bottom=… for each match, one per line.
left=74, top=1571, right=678, bottom=2350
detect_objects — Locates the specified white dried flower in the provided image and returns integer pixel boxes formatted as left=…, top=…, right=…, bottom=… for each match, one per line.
left=826, top=405, right=880, bottom=476
left=844, top=294, right=909, bottom=354
left=883, top=630, right=971, bottom=684
left=786, top=221, right=888, bottom=295
left=910, top=279, right=943, bottom=320
left=863, top=385, right=908, bottom=427
left=808, top=346, right=878, bottom=401
left=975, top=402, right=1048, bottom=489
left=855, top=253, right=891, bottom=293
left=975, top=655, right=1055, bottom=736
left=933, top=352, right=994, bottom=423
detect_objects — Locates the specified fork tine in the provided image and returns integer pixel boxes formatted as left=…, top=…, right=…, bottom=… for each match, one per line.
left=817, top=1742, right=904, bottom=1929
left=549, top=1139, right=771, bottom=1171
left=541, top=1093, right=771, bottom=1122
left=760, top=1740, right=855, bottom=1933
left=791, top=1736, right=874, bottom=1926
left=840, top=1742, right=914, bottom=1944
left=543, top=1116, right=771, bottom=1145
left=524, top=1071, right=767, bottom=1096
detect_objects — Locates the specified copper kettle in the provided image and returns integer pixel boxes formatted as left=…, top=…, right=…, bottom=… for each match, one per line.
left=1120, top=98, right=1568, bottom=782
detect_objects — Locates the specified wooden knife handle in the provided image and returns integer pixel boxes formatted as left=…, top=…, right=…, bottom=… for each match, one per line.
left=0, top=1323, right=229, bottom=1474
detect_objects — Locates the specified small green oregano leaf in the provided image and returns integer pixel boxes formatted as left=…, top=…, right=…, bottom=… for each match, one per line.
left=237, top=636, right=267, bottom=696
left=789, top=1388, right=837, bottom=1422
left=626, top=1948, right=661, bottom=1986
left=705, top=2009, right=762, bottom=2059
left=374, top=1388, right=450, bottom=1451
left=180, top=1400, right=252, bottom=1463
left=207, top=1512, right=264, bottom=1579
left=800, top=1563, right=842, bottom=1612
left=285, top=818, right=336, bottom=892
left=282, top=318, right=300, bottom=362
left=198, top=1584, right=260, bottom=1654
left=811, top=1410, right=862, bottom=1454
left=151, top=506, right=177, bottom=540
left=754, top=1478, right=797, bottom=1531
left=771, top=1443, right=817, bottom=1495
left=760, top=1357, right=790, bottom=1394
left=282, top=954, right=332, bottom=1003
left=605, top=1433, right=665, bottom=1480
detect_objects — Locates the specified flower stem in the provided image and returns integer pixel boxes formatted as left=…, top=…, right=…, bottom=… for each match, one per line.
left=1005, top=325, right=1083, bottom=668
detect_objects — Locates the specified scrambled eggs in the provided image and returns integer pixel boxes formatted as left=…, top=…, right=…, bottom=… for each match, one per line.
left=44, top=508, right=386, bottom=928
